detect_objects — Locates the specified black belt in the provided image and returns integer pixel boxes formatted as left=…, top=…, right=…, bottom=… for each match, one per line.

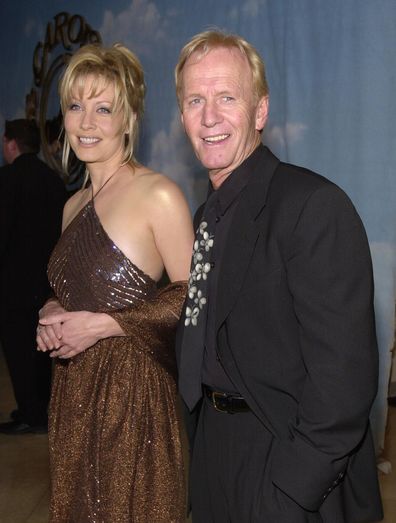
left=203, top=385, right=250, bottom=414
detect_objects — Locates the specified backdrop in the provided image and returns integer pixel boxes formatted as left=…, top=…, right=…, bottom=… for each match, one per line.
left=1, top=0, right=395, bottom=453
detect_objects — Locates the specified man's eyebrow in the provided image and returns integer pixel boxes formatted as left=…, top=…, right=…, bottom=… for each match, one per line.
left=183, top=93, right=203, bottom=100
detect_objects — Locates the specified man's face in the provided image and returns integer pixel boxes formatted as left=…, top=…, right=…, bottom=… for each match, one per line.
left=180, top=47, right=268, bottom=187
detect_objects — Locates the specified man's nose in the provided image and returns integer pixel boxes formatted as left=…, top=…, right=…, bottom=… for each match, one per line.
left=201, top=101, right=222, bottom=127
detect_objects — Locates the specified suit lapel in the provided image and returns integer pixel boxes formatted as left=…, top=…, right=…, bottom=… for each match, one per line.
left=216, top=146, right=279, bottom=329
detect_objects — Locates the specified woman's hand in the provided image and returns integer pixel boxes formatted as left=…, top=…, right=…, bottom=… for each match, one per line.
left=39, top=311, right=124, bottom=359
left=37, top=299, right=66, bottom=352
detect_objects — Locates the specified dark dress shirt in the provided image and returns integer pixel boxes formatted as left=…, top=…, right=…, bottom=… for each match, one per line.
left=202, top=146, right=261, bottom=392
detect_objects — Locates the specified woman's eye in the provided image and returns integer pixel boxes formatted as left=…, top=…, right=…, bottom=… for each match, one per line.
left=98, top=107, right=111, bottom=114
left=68, top=103, right=81, bottom=111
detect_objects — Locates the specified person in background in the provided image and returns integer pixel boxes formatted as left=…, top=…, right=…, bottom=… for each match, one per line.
left=0, top=119, right=66, bottom=435
left=175, top=30, right=383, bottom=523
left=36, top=43, right=193, bottom=522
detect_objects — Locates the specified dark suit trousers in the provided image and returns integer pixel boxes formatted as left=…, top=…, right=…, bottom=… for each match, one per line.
left=190, top=395, right=324, bottom=523
left=0, top=308, right=51, bottom=425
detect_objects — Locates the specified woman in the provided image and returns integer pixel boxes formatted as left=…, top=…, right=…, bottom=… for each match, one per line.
left=37, top=43, right=193, bottom=522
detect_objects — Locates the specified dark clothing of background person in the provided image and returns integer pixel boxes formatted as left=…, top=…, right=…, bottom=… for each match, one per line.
left=0, top=152, right=66, bottom=428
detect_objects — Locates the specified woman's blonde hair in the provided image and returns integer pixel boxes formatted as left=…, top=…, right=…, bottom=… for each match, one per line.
left=175, top=30, right=269, bottom=109
left=59, top=43, right=145, bottom=172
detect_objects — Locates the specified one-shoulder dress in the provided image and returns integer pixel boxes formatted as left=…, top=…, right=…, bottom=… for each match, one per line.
left=47, top=198, right=187, bottom=522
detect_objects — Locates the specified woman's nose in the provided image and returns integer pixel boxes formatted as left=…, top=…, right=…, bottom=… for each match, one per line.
left=80, top=109, right=96, bottom=130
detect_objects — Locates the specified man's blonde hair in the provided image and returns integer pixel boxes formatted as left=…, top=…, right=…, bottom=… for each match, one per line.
left=175, top=30, right=269, bottom=108
left=59, top=43, right=145, bottom=171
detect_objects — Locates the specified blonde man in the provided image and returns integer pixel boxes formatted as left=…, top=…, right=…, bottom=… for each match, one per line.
left=176, top=30, right=382, bottom=523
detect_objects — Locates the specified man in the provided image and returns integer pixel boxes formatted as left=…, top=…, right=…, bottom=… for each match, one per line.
left=175, top=31, right=383, bottom=523
left=0, top=119, right=66, bottom=434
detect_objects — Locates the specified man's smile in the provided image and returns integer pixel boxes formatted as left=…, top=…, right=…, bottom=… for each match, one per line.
left=202, top=134, right=230, bottom=144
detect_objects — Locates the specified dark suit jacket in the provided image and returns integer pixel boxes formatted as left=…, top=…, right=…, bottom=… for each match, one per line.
left=178, top=145, right=382, bottom=522
left=0, top=153, right=66, bottom=311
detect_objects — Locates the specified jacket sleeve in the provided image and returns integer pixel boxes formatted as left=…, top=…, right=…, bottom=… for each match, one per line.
left=270, top=183, right=378, bottom=511
left=0, top=170, right=17, bottom=261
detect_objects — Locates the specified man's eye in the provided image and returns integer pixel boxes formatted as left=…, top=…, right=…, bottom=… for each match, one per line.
left=222, top=96, right=234, bottom=102
left=190, top=98, right=202, bottom=106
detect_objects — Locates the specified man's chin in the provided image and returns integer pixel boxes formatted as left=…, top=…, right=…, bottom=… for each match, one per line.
left=199, top=157, right=229, bottom=172
left=195, top=148, right=229, bottom=170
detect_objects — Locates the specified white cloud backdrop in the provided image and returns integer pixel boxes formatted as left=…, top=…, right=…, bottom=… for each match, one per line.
left=148, top=108, right=206, bottom=207
left=100, top=0, right=171, bottom=54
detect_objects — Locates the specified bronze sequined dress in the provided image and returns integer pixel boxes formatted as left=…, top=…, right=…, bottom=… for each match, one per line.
left=47, top=198, right=187, bottom=523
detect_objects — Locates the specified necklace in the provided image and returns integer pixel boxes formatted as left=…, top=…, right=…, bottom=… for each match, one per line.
left=90, top=164, right=122, bottom=200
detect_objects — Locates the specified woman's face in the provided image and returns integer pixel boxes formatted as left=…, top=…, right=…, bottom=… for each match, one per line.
left=64, top=75, right=126, bottom=168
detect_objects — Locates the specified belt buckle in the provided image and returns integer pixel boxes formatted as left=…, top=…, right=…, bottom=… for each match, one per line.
left=212, top=391, right=228, bottom=412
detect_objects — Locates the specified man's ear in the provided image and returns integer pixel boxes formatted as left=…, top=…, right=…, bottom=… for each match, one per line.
left=255, top=96, right=269, bottom=132
left=180, top=112, right=185, bottom=128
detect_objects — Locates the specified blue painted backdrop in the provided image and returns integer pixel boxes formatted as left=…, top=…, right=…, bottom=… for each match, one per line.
left=1, top=0, right=395, bottom=453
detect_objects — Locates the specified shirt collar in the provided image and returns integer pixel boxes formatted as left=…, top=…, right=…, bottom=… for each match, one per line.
left=207, top=143, right=263, bottom=216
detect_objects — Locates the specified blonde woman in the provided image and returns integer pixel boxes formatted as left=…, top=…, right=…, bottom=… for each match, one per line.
left=37, top=43, right=193, bottom=522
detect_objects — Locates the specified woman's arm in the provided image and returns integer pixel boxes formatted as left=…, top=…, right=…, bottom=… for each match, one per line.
left=38, top=177, right=193, bottom=359
left=147, top=176, right=194, bottom=282
left=38, top=309, right=124, bottom=358
left=36, top=190, right=90, bottom=353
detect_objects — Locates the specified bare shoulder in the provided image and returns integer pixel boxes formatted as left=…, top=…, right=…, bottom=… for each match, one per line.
left=131, top=169, right=194, bottom=281
left=136, top=169, right=189, bottom=212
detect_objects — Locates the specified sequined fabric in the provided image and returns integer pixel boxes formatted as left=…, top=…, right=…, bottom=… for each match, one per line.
left=47, top=201, right=187, bottom=522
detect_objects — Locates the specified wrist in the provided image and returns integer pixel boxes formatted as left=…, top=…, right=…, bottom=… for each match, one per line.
left=93, top=313, right=124, bottom=340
